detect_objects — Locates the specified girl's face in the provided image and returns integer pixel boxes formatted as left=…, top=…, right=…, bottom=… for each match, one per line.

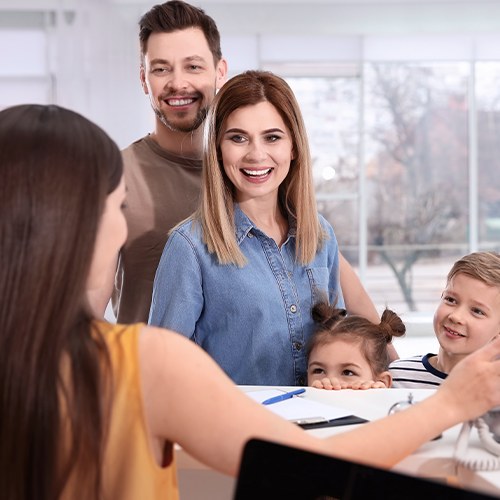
left=219, top=101, right=294, bottom=204
left=87, top=176, right=127, bottom=292
left=307, top=338, right=380, bottom=386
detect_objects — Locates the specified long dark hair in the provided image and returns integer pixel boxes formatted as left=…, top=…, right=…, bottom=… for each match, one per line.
left=0, top=104, right=123, bottom=499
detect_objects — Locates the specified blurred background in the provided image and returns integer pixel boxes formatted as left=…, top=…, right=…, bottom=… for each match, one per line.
left=2, top=0, right=500, bottom=355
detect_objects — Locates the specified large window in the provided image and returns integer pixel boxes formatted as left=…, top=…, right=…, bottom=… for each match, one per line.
left=477, top=62, right=500, bottom=249
left=287, top=75, right=361, bottom=264
left=286, top=60, right=500, bottom=316
left=364, top=62, right=469, bottom=313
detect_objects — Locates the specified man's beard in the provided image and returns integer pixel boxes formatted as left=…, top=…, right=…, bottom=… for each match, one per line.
left=154, top=105, right=209, bottom=133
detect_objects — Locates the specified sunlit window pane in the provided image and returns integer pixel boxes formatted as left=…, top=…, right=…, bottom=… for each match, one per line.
left=476, top=62, right=500, bottom=249
left=286, top=76, right=361, bottom=263
left=364, top=63, right=469, bottom=313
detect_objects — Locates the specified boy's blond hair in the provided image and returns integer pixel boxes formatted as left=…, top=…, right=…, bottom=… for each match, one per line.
left=447, top=252, right=500, bottom=288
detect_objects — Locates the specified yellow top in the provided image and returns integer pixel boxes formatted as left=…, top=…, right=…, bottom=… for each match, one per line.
left=62, top=321, right=179, bottom=500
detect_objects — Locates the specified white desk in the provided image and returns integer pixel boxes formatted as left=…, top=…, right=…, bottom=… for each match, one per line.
left=176, top=387, right=500, bottom=499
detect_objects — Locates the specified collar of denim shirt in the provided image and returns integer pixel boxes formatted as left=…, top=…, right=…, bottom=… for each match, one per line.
left=233, top=204, right=297, bottom=246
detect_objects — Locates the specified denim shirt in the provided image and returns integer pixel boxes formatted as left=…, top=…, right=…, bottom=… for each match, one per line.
left=149, top=206, right=344, bottom=386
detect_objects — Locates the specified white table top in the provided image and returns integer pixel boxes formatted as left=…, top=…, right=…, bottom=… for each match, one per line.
left=239, top=386, right=500, bottom=497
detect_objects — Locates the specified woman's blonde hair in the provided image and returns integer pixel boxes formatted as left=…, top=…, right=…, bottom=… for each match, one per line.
left=197, top=70, right=325, bottom=266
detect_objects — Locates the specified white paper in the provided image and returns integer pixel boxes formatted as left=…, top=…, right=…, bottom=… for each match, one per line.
left=246, top=389, right=353, bottom=422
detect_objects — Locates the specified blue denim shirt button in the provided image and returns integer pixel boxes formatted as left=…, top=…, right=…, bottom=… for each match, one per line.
left=298, top=377, right=306, bottom=386
left=293, top=342, right=303, bottom=351
left=290, top=304, right=297, bottom=313
left=247, top=232, right=254, bottom=238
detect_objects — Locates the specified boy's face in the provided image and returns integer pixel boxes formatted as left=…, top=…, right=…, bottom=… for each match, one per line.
left=433, top=273, right=500, bottom=360
left=307, top=338, right=377, bottom=386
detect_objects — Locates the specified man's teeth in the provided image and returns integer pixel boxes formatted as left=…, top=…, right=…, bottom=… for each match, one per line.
left=242, top=168, right=272, bottom=177
left=167, top=98, right=194, bottom=106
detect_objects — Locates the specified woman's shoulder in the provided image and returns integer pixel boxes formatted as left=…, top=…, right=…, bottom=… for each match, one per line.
left=138, top=325, right=205, bottom=374
left=316, top=212, right=337, bottom=240
left=94, top=320, right=142, bottom=335
left=93, top=321, right=142, bottom=348
left=317, top=212, right=333, bottom=229
left=171, top=215, right=199, bottom=233
left=166, top=217, right=205, bottom=252
left=94, top=322, right=184, bottom=364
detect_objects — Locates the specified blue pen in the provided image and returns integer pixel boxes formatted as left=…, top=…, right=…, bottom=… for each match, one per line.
left=261, top=388, right=306, bottom=406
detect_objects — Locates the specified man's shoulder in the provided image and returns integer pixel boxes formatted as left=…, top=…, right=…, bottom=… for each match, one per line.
left=121, top=135, right=202, bottom=171
left=121, top=136, right=151, bottom=162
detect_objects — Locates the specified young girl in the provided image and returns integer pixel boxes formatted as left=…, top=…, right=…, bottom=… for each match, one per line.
left=308, top=302, right=406, bottom=389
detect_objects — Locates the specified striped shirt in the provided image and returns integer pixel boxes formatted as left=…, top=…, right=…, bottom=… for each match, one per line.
left=389, top=354, right=447, bottom=388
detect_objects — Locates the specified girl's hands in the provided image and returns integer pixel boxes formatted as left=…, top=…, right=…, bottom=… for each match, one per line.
left=311, top=377, right=389, bottom=390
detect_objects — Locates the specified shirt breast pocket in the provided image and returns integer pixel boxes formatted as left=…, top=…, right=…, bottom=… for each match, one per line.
left=306, top=267, right=331, bottom=305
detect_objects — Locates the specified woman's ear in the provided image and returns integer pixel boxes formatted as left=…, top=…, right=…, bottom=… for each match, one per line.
left=376, top=371, right=393, bottom=388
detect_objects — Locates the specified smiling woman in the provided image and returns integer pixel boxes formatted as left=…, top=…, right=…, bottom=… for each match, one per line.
left=148, top=70, right=345, bottom=386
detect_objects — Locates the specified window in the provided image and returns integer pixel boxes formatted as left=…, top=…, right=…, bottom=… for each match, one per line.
left=287, top=75, right=361, bottom=265
left=286, top=58, right=500, bottom=315
left=477, top=62, right=500, bottom=249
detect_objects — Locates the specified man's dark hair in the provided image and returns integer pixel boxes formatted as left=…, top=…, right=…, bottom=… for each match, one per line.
left=139, top=0, right=222, bottom=64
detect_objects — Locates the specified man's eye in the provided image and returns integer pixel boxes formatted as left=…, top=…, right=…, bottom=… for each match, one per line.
left=152, top=67, right=168, bottom=74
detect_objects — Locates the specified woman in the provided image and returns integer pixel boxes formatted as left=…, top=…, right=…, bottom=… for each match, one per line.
left=150, top=70, right=387, bottom=386
left=2, top=104, right=500, bottom=500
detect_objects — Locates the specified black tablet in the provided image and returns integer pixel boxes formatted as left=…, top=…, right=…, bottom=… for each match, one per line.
left=234, top=438, right=498, bottom=500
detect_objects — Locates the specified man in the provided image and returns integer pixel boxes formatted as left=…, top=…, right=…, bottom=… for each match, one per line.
left=111, top=0, right=227, bottom=323
left=107, top=1, right=386, bottom=350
